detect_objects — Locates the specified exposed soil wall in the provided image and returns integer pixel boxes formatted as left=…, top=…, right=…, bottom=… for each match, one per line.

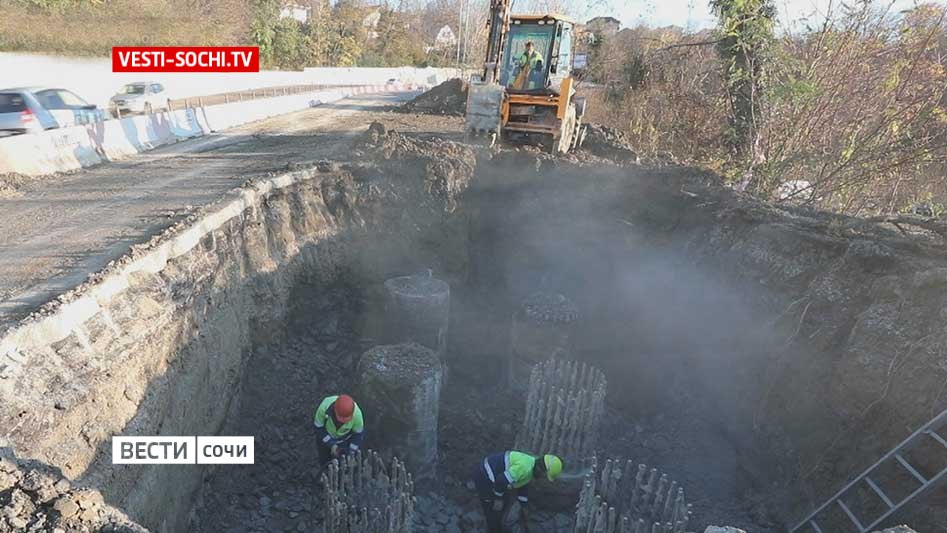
left=464, top=151, right=947, bottom=528
left=0, top=139, right=471, bottom=532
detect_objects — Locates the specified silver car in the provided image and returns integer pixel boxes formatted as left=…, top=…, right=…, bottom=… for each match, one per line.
left=0, top=89, right=59, bottom=137
left=31, top=87, right=106, bottom=127
left=109, top=82, right=168, bottom=117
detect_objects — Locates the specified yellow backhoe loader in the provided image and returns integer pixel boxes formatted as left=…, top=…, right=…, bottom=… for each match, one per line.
left=465, top=0, right=587, bottom=153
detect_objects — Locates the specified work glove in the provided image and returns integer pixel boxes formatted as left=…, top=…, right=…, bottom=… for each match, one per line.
left=330, top=444, right=340, bottom=457
left=491, top=499, right=504, bottom=512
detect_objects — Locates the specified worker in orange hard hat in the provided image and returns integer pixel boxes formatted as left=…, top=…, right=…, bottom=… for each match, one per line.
left=313, top=394, right=365, bottom=465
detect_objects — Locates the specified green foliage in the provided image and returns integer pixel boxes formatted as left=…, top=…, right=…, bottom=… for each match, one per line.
left=250, top=0, right=281, bottom=67
left=4, top=0, right=453, bottom=69
left=0, top=0, right=251, bottom=55
left=271, top=19, right=309, bottom=70
left=320, top=1, right=366, bottom=67
left=711, top=0, right=776, bottom=185
left=361, top=9, right=426, bottom=67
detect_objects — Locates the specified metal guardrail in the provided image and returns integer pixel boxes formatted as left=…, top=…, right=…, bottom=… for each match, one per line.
left=112, top=83, right=365, bottom=119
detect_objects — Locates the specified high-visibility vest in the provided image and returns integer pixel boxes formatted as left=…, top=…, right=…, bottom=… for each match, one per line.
left=483, top=450, right=536, bottom=489
left=314, top=395, right=364, bottom=439
left=519, top=50, right=543, bottom=70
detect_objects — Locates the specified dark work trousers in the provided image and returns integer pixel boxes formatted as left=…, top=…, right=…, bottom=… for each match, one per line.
left=473, top=462, right=505, bottom=533
left=317, top=435, right=353, bottom=466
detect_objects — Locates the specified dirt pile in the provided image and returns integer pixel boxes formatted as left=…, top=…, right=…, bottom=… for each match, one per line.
left=0, top=457, right=146, bottom=532
left=354, top=122, right=475, bottom=212
left=401, top=79, right=468, bottom=116
left=579, top=124, right=642, bottom=165
left=0, top=172, right=46, bottom=199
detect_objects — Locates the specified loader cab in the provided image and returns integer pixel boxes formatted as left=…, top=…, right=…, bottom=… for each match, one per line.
left=499, top=15, right=576, bottom=94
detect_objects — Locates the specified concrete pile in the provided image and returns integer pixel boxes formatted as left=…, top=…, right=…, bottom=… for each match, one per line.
left=574, top=458, right=690, bottom=533
left=383, top=272, right=450, bottom=376
left=356, top=343, right=443, bottom=482
left=320, top=450, right=415, bottom=533
left=509, top=292, right=579, bottom=390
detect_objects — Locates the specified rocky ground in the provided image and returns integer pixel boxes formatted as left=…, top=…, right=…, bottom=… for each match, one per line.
left=185, top=280, right=579, bottom=533
left=0, top=457, right=146, bottom=532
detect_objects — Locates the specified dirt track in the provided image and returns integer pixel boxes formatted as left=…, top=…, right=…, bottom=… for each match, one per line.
left=0, top=93, right=461, bottom=329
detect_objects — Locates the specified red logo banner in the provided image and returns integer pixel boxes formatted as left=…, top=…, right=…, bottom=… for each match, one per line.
left=112, top=47, right=260, bottom=72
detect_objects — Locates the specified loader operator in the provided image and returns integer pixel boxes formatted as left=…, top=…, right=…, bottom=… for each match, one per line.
left=512, top=41, right=544, bottom=90
left=313, top=394, right=364, bottom=465
left=473, top=450, right=563, bottom=532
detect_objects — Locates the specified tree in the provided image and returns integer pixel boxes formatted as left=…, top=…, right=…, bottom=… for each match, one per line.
left=271, top=18, right=309, bottom=70
left=710, top=0, right=776, bottom=190
left=362, top=9, right=425, bottom=66
left=322, top=1, right=366, bottom=66
left=250, top=0, right=281, bottom=67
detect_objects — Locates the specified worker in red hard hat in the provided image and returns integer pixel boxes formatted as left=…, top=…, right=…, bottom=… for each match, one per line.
left=313, top=394, right=365, bottom=465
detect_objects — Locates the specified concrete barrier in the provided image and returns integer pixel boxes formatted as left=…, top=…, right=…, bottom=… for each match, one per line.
left=0, top=83, right=421, bottom=176
left=0, top=52, right=459, bottom=108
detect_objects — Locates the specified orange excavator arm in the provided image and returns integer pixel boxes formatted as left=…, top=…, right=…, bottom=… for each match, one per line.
left=481, top=0, right=512, bottom=84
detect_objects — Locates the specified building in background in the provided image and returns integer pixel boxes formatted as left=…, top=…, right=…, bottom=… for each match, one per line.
left=362, top=7, right=382, bottom=39
left=434, top=25, right=457, bottom=51
left=586, top=16, right=621, bottom=43
left=279, top=2, right=311, bottom=23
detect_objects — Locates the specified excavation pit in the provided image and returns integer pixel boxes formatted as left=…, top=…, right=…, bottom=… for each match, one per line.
left=0, top=126, right=943, bottom=533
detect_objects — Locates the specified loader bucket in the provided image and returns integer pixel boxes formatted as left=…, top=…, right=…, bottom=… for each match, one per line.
left=465, top=82, right=505, bottom=135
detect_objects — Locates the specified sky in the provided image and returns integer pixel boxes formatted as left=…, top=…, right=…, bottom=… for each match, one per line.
left=582, top=0, right=934, bottom=32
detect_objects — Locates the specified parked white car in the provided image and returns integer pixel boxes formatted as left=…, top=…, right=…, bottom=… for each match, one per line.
left=109, top=82, right=168, bottom=117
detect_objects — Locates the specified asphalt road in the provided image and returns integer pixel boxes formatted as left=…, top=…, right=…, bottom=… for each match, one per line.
left=0, top=92, right=413, bottom=326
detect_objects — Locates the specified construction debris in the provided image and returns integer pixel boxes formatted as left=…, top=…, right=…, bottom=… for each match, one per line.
left=574, top=457, right=691, bottom=533
left=0, top=456, right=147, bottom=532
left=320, top=450, right=415, bottom=533
left=356, top=343, right=443, bottom=482
left=580, top=124, right=642, bottom=165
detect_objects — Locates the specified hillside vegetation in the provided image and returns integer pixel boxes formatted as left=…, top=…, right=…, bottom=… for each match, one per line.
left=0, top=0, right=466, bottom=68
left=0, top=0, right=251, bottom=55
left=584, top=1, right=947, bottom=216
